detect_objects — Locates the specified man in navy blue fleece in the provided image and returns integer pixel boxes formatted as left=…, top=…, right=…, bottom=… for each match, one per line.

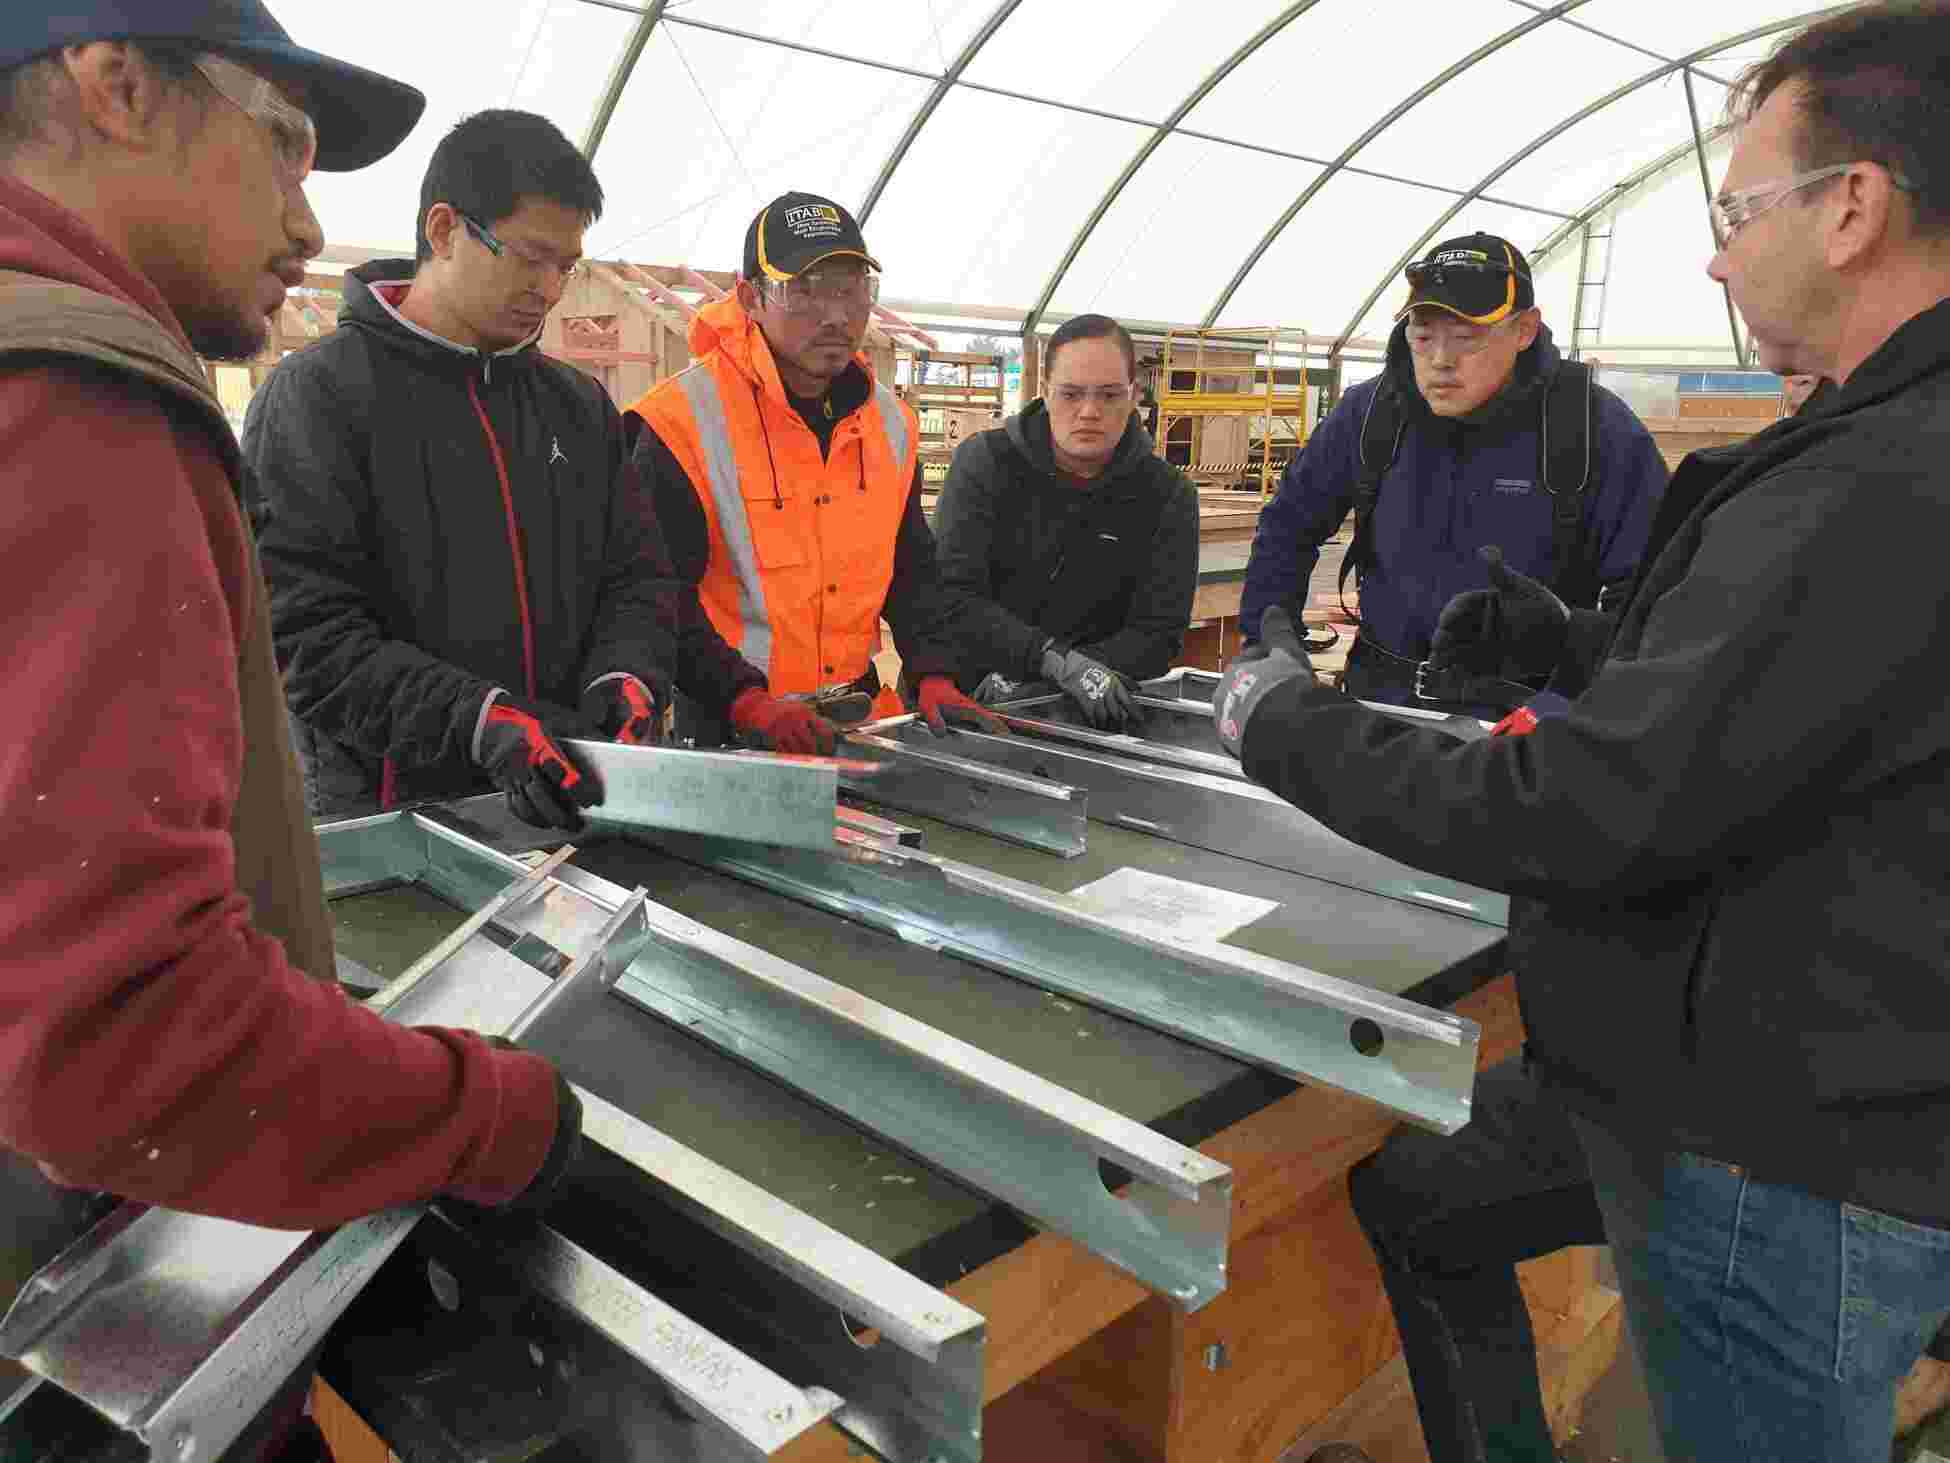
left=1239, top=233, right=1666, bottom=718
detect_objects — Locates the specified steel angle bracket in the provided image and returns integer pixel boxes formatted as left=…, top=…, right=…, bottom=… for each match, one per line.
left=501, top=859, right=1229, bottom=1306
left=657, top=826, right=1483, bottom=1136
left=567, top=738, right=839, bottom=852
left=843, top=727, right=1088, bottom=857
left=876, top=718, right=1509, bottom=928
left=974, top=699, right=1251, bottom=782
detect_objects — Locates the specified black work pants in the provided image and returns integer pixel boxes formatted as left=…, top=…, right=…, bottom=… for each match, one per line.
left=1347, top=1059, right=1607, bottom=1463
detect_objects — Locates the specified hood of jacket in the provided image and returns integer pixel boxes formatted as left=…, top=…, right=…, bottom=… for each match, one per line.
left=687, top=293, right=881, bottom=409
left=1004, top=398, right=1160, bottom=486
left=1385, top=317, right=1561, bottom=432
left=339, top=259, right=545, bottom=374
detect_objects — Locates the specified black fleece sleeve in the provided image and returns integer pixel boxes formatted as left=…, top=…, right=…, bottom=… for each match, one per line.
left=628, top=422, right=767, bottom=716
left=881, top=460, right=1029, bottom=682
left=244, top=352, right=497, bottom=771
left=932, top=435, right=1049, bottom=678
left=1077, top=467, right=1200, bottom=681
left=580, top=399, right=679, bottom=698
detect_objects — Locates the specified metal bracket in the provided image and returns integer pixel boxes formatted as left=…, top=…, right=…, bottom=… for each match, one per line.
left=861, top=716, right=1507, bottom=928
left=843, top=729, right=1089, bottom=857
left=650, top=825, right=1483, bottom=1135
left=567, top=738, right=840, bottom=852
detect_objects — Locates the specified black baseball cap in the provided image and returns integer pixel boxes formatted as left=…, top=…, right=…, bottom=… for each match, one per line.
left=1398, top=233, right=1535, bottom=326
left=743, top=191, right=881, bottom=283
left=3, top=1, right=426, bottom=172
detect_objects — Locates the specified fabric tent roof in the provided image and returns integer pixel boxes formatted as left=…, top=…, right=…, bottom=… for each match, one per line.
left=290, top=0, right=1860, bottom=360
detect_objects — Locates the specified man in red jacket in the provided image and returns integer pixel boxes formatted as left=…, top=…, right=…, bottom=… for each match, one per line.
left=0, top=5, right=579, bottom=1458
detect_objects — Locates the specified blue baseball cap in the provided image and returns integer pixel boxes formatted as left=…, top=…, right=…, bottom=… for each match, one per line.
left=2, top=2, right=426, bottom=172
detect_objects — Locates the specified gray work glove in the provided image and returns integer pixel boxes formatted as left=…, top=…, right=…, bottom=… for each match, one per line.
left=1213, top=606, right=1315, bottom=758
left=1429, top=545, right=1570, bottom=678
left=1038, top=641, right=1141, bottom=730
left=973, top=671, right=1031, bottom=706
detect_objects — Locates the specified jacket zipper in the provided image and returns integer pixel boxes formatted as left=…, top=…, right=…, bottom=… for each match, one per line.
left=466, top=372, right=538, bottom=699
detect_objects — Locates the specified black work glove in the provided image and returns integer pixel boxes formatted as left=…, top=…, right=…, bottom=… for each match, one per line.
left=1213, top=606, right=1315, bottom=758
left=581, top=673, right=666, bottom=746
left=1038, top=642, right=1142, bottom=730
left=1429, top=545, right=1571, bottom=678
left=438, top=1043, right=583, bottom=1231
left=474, top=693, right=601, bottom=831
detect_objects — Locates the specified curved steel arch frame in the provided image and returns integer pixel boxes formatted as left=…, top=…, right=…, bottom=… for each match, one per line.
left=858, top=0, right=1024, bottom=224
left=1201, top=0, right=1594, bottom=329
left=1328, top=6, right=1859, bottom=356
left=1018, top=1, right=1324, bottom=342
left=583, top=0, right=670, bottom=160
left=1527, top=125, right=1732, bottom=269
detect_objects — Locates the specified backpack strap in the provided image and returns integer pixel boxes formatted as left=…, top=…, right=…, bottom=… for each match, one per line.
left=1541, top=359, right=1596, bottom=606
left=1336, top=380, right=1409, bottom=609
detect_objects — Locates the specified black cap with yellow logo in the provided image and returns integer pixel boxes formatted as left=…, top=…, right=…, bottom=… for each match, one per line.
left=742, top=191, right=882, bottom=282
left=1398, top=233, right=1535, bottom=325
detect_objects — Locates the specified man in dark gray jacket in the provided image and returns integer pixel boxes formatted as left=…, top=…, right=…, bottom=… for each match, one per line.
left=934, top=313, right=1198, bottom=729
left=1218, top=7, right=1950, bottom=1460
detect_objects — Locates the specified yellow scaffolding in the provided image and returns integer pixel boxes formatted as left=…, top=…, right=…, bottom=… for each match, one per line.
left=1155, top=326, right=1312, bottom=499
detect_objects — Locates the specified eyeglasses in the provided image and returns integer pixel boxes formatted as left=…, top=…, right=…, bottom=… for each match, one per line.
left=1403, top=316, right=1518, bottom=359
left=1712, top=161, right=1918, bottom=244
left=458, top=211, right=587, bottom=284
left=763, top=268, right=880, bottom=317
left=192, top=53, right=316, bottom=187
left=1051, top=384, right=1133, bottom=410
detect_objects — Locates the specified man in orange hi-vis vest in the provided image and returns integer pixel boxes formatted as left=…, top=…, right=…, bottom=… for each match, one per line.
left=629, top=192, right=1017, bottom=754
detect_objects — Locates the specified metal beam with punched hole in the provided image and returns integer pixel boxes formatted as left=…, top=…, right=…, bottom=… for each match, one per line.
left=858, top=715, right=1507, bottom=928
left=647, top=824, right=1482, bottom=1135
left=842, top=729, right=1089, bottom=857
left=567, top=738, right=841, bottom=851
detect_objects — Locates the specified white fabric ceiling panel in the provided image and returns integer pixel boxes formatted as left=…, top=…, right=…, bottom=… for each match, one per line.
left=864, top=87, right=1151, bottom=309
left=1044, top=135, right=1325, bottom=324
left=963, top=0, right=1287, bottom=117
left=658, top=0, right=1002, bottom=74
left=1183, top=0, right=1515, bottom=164
left=1357, top=17, right=1651, bottom=190
left=302, top=0, right=633, bottom=254
left=586, top=25, right=931, bottom=271
left=1570, top=0, right=1824, bottom=67
left=1495, top=72, right=1725, bottom=217
left=1596, top=162, right=1748, bottom=349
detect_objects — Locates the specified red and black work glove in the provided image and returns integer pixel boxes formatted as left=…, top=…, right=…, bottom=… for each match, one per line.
left=1429, top=545, right=1571, bottom=679
left=474, top=693, right=600, bottom=831
left=581, top=673, right=666, bottom=746
left=1213, top=605, right=1315, bottom=758
left=915, top=674, right=1010, bottom=737
left=729, top=687, right=840, bottom=756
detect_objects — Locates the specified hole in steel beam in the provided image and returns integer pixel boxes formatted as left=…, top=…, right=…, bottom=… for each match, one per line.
left=839, top=1311, right=882, bottom=1349
left=1097, top=1157, right=1135, bottom=1200
left=1350, top=1019, right=1386, bottom=1058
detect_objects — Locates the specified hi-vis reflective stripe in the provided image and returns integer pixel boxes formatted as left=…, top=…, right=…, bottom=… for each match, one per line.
left=678, top=366, right=773, bottom=676
left=873, top=382, right=909, bottom=465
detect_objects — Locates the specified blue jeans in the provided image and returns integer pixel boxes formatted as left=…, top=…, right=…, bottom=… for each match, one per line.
left=1574, top=1115, right=1950, bottom=1462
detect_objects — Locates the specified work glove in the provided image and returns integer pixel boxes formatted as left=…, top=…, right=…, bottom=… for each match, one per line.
left=973, top=671, right=1032, bottom=706
left=729, top=687, right=840, bottom=756
left=1213, top=606, right=1315, bottom=758
left=474, top=693, right=600, bottom=831
left=581, top=673, right=666, bottom=746
left=1429, top=546, right=1570, bottom=679
left=915, top=674, right=1010, bottom=737
left=438, top=1041, right=583, bottom=1230
left=1039, top=641, right=1141, bottom=730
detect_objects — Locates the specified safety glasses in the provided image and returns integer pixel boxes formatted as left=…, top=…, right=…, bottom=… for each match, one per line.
left=192, top=53, right=316, bottom=187
left=763, top=267, right=881, bottom=317
left=1711, top=161, right=1916, bottom=244
left=458, top=211, right=587, bottom=285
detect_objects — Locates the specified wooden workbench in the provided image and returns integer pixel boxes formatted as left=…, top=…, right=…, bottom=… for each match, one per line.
left=315, top=808, right=1617, bottom=1463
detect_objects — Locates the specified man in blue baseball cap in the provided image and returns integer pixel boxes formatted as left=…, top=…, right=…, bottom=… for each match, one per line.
left=0, top=9, right=581, bottom=1460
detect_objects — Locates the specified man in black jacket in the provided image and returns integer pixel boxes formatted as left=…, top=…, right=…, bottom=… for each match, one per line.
left=934, top=313, right=1198, bottom=729
left=246, top=111, right=711, bottom=826
left=1218, top=7, right=1950, bottom=1461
